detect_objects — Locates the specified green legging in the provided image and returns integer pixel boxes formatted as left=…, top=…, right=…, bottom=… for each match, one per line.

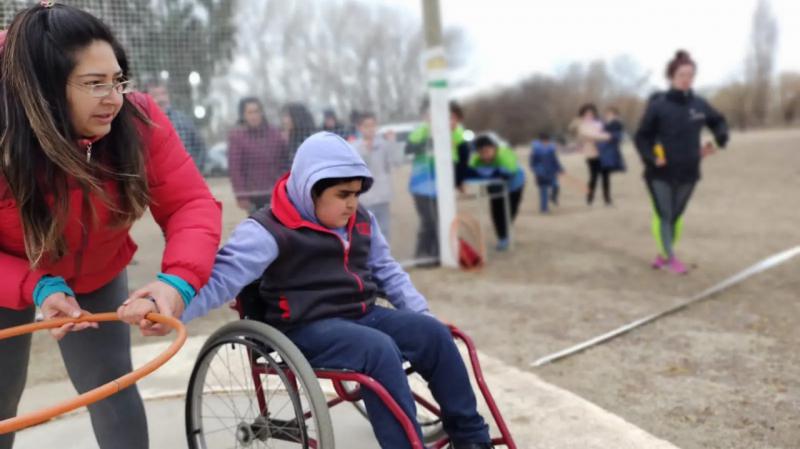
left=647, top=179, right=696, bottom=258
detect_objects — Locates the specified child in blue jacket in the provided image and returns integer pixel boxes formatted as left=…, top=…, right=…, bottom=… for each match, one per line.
left=529, top=133, right=564, bottom=213
left=182, top=132, right=492, bottom=449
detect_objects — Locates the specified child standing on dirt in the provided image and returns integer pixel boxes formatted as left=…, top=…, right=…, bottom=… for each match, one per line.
left=181, top=132, right=493, bottom=449
left=405, top=100, right=473, bottom=261
left=351, top=112, right=403, bottom=243
left=530, top=133, right=564, bottom=213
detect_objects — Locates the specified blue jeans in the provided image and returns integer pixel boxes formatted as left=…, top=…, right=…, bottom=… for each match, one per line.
left=537, top=179, right=559, bottom=212
left=285, top=306, right=490, bottom=449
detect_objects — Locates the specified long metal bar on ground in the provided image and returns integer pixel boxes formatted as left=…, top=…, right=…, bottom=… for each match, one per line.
left=531, top=245, right=800, bottom=368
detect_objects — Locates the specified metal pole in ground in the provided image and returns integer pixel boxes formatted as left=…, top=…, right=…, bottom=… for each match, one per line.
left=421, top=0, right=457, bottom=268
left=531, top=245, right=800, bottom=367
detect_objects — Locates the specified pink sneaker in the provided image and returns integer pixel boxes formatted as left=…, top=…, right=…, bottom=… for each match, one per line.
left=667, top=256, right=688, bottom=275
left=651, top=255, right=667, bottom=269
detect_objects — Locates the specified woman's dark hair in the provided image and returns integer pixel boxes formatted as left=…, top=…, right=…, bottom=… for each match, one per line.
left=281, top=103, right=315, bottom=133
left=349, top=109, right=362, bottom=126
left=666, top=50, right=696, bottom=79
left=0, top=3, right=148, bottom=266
left=237, top=96, right=265, bottom=126
left=281, top=103, right=317, bottom=152
left=321, top=108, right=341, bottom=130
left=578, top=103, right=599, bottom=118
left=472, top=134, right=497, bottom=150
left=311, top=176, right=371, bottom=198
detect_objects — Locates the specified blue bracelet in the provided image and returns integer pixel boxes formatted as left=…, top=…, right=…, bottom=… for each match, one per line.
left=33, top=276, right=75, bottom=308
left=157, top=273, right=196, bottom=307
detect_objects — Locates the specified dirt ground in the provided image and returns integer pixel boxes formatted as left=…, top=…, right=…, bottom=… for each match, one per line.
left=25, top=128, right=800, bottom=449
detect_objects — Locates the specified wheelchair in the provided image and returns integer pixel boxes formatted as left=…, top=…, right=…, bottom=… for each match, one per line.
left=185, top=290, right=517, bottom=449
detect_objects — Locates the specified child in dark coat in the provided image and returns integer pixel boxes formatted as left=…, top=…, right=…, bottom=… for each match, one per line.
left=529, top=133, right=564, bottom=213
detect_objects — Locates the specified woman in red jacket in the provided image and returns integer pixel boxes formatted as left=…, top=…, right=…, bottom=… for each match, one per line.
left=0, top=4, right=221, bottom=448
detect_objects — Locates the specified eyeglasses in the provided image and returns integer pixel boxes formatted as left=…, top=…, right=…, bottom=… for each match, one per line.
left=70, top=79, right=134, bottom=98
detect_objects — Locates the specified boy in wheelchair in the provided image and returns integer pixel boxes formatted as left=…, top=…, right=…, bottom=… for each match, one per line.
left=181, top=132, right=493, bottom=449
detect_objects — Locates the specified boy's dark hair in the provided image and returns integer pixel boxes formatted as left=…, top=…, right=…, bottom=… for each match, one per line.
left=449, top=100, right=464, bottom=121
left=419, top=98, right=463, bottom=121
left=419, top=97, right=430, bottom=114
left=538, top=132, right=551, bottom=141
left=311, top=176, right=371, bottom=198
left=578, top=103, right=598, bottom=118
left=473, top=134, right=497, bottom=150
left=357, top=111, right=376, bottom=125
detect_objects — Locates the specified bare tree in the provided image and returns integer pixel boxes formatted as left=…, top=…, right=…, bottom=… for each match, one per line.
left=777, top=72, right=800, bottom=124
left=212, top=0, right=468, bottom=133
left=712, top=82, right=751, bottom=130
left=745, top=0, right=779, bottom=126
left=463, top=58, right=650, bottom=146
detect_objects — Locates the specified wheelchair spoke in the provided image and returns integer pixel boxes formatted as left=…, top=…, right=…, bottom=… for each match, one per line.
left=207, top=354, right=243, bottom=419
left=188, top=322, right=333, bottom=449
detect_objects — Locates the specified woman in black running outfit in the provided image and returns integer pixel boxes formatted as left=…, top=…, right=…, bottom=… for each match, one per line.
left=635, top=50, right=729, bottom=274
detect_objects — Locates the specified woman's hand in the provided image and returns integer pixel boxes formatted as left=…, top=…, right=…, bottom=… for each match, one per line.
left=701, top=142, right=717, bottom=158
left=119, top=280, right=184, bottom=336
left=40, top=293, right=98, bottom=340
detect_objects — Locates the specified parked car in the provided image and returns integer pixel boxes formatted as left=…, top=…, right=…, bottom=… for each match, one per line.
left=203, top=141, right=228, bottom=177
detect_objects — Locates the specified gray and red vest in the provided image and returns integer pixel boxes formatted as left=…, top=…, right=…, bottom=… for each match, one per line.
left=244, top=181, right=378, bottom=329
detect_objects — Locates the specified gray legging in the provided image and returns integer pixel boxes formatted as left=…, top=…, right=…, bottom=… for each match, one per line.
left=0, top=272, right=147, bottom=449
left=647, top=178, right=696, bottom=258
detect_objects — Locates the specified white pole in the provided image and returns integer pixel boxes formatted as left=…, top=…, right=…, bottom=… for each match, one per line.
left=421, top=0, right=457, bottom=268
left=531, top=245, right=800, bottom=367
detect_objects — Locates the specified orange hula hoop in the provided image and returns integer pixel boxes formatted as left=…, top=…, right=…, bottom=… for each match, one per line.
left=0, top=312, right=187, bottom=434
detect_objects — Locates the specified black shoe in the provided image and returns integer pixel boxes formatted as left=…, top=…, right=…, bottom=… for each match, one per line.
left=450, top=443, right=494, bottom=449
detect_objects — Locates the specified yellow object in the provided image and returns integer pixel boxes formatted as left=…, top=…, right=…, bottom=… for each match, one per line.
left=654, top=143, right=665, bottom=160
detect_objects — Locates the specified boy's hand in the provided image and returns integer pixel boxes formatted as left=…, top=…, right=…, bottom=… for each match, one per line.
left=40, top=293, right=98, bottom=340
left=654, top=157, right=667, bottom=167
left=117, top=297, right=159, bottom=333
left=236, top=198, right=252, bottom=211
left=122, top=280, right=184, bottom=336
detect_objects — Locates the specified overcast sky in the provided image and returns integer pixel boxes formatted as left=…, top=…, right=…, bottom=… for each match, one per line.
left=386, top=0, right=800, bottom=94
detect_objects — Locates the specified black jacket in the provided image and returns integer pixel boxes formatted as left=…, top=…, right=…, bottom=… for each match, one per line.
left=635, top=89, right=729, bottom=182
left=246, top=205, right=378, bottom=330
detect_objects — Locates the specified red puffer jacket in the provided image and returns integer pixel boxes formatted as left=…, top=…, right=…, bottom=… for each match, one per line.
left=0, top=92, right=222, bottom=310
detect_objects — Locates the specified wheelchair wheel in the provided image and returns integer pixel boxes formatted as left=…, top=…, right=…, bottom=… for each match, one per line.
left=186, top=320, right=335, bottom=448
left=345, top=369, right=447, bottom=445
